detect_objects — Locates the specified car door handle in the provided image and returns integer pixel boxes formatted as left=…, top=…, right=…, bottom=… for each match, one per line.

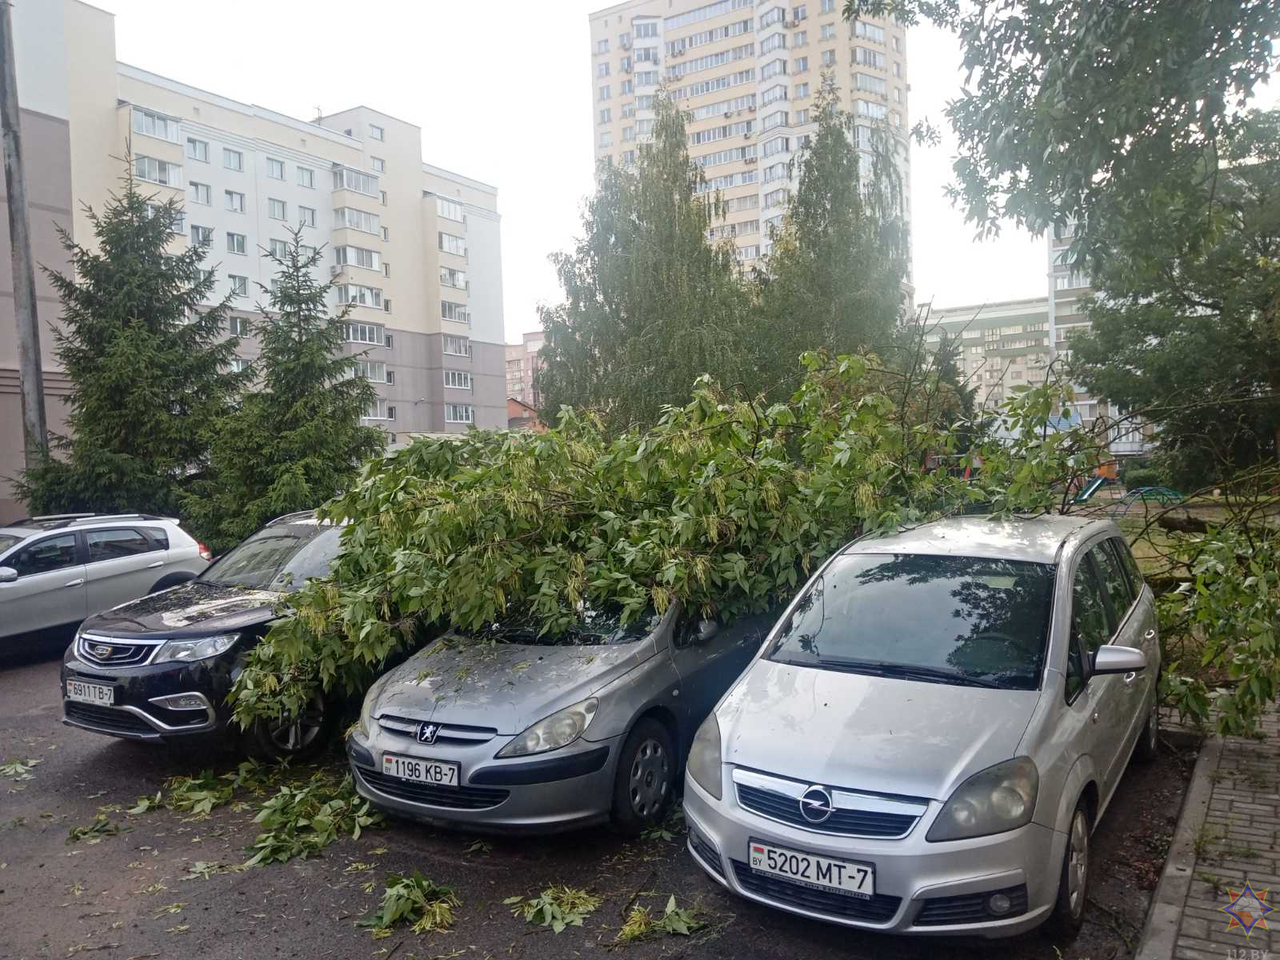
left=1143, top=628, right=1156, bottom=640
left=1123, top=671, right=1137, bottom=685
left=146, top=560, right=164, bottom=568
left=64, top=578, right=85, bottom=588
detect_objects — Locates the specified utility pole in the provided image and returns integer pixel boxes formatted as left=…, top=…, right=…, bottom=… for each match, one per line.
left=0, top=0, right=46, bottom=470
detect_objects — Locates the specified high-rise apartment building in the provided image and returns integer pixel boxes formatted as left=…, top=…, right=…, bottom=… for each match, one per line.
left=923, top=297, right=1051, bottom=411
left=0, top=0, right=506, bottom=520
left=505, top=331, right=545, bottom=410
left=588, top=0, right=911, bottom=280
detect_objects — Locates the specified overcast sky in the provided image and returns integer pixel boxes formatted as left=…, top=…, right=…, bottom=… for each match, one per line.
left=94, top=0, right=1051, bottom=341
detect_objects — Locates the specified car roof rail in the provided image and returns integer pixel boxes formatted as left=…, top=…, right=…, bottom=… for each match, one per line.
left=10, top=512, right=172, bottom=529
left=266, top=509, right=320, bottom=526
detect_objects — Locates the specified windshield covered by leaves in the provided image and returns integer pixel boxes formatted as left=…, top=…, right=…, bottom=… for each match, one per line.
left=768, top=553, right=1056, bottom=690
left=463, top=605, right=662, bottom=647
left=200, top=524, right=344, bottom=593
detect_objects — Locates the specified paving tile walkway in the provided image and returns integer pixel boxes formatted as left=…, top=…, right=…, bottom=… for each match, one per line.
left=1141, top=710, right=1280, bottom=960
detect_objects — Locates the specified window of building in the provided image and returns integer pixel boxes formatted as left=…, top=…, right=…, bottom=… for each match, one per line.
left=793, top=56, right=809, bottom=72
left=856, top=99, right=888, bottom=119
left=894, top=61, right=902, bottom=77
left=334, top=167, right=380, bottom=196
left=226, top=232, right=246, bottom=254
left=762, top=84, right=788, bottom=105
left=762, top=58, right=787, bottom=80
left=355, top=359, right=387, bottom=382
left=596, top=38, right=610, bottom=54
left=854, top=20, right=885, bottom=43
left=761, top=33, right=786, bottom=54
left=763, top=136, right=790, bottom=158
left=796, top=108, right=810, bottom=124
left=223, top=148, right=243, bottom=171
left=369, top=124, right=385, bottom=141
left=856, top=72, right=887, bottom=95
left=336, top=283, right=383, bottom=308
left=794, top=29, right=808, bottom=46
left=362, top=398, right=391, bottom=420
left=186, top=137, right=209, bottom=162
left=857, top=46, right=886, bottom=68
left=760, top=6, right=784, bottom=28
left=439, top=232, right=467, bottom=257
left=268, top=198, right=287, bottom=220
left=134, top=156, right=181, bottom=186
left=599, top=107, right=612, bottom=124
left=443, top=335, right=472, bottom=357
left=334, top=207, right=380, bottom=234
left=224, top=190, right=244, bottom=213
left=436, top=197, right=464, bottom=221
left=763, top=161, right=788, bottom=182
left=268, top=238, right=288, bottom=258
left=267, top=157, right=285, bottom=180
left=599, top=84, right=611, bottom=101
left=444, top=370, right=473, bottom=390
left=821, top=49, right=835, bottom=66
left=794, top=82, right=810, bottom=98
left=621, top=79, right=634, bottom=94
left=335, top=245, right=381, bottom=270
left=893, top=35, right=901, bottom=52
left=762, top=110, right=789, bottom=130
left=228, top=316, right=249, bottom=337
left=764, top=187, right=788, bottom=208
left=368, top=158, right=385, bottom=176
left=190, top=182, right=211, bottom=205
left=345, top=321, right=385, bottom=345
left=299, top=205, right=317, bottom=228
left=445, top=403, right=474, bottom=424
left=821, top=22, right=835, bottom=39
left=296, top=166, right=315, bottom=189
left=440, top=266, right=467, bottom=289
left=441, top=300, right=469, bottom=324
left=599, top=130, right=613, bottom=148
left=229, top=275, right=248, bottom=296
left=190, top=225, right=213, bottom=246
left=598, top=62, right=610, bottom=78
left=621, top=102, right=635, bottom=119
left=132, top=107, right=179, bottom=142
left=635, top=70, right=660, bottom=86
left=792, top=4, right=808, bottom=20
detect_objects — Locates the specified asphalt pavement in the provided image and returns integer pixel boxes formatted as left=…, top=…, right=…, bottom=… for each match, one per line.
left=0, top=653, right=1192, bottom=960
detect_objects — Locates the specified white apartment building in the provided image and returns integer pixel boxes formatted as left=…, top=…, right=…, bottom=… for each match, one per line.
left=923, top=297, right=1051, bottom=411
left=0, top=0, right=505, bottom=518
left=588, top=0, right=912, bottom=284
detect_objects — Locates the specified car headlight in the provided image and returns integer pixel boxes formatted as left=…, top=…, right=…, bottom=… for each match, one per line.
left=926, top=757, right=1039, bottom=842
left=686, top=714, right=722, bottom=800
left=152, top=633, right=240, bottom=664
left=496, top=698, right=598, bottom=758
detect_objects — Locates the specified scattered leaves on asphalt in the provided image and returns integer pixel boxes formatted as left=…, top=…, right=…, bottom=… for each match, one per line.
left=507, top=886, right=602, bottom=933
left=66, top=816, right=126, bottom=845
left=616, top=895, right=702, bottom=942
left=1, top=758, right=42, bottom=780
left=357, top=871, right=460, bottom=936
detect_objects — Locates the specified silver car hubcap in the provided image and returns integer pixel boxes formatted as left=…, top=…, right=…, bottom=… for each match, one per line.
left=628, top=738, right=670, bottom=818
left=1067, top=810, right=1089, bottom=918
left=268, top=697, right=326, bottom=754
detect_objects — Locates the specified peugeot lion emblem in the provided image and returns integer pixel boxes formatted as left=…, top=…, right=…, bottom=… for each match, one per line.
left=416, top=722, right=439, bottom=745
left=799, top=785, right=836, bottom=824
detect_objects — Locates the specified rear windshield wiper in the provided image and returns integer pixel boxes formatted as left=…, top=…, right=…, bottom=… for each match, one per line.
left=816, top=657, right=1002, bottom=689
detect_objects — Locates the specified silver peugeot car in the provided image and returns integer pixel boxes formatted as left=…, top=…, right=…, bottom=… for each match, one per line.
left=347, top=605, right=776, bottom=834
left=683, top=515, right=1159, bottom=940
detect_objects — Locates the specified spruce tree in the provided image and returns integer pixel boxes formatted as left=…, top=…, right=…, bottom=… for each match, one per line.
left=182, top=230, right=383, bottom=552
left=20, top=160, right=242, bottom=516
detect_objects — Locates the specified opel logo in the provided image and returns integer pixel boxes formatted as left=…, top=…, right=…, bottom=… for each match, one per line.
left=416, top=722, right=439, bottom=745
left=799, top=785, right=836, bottom=824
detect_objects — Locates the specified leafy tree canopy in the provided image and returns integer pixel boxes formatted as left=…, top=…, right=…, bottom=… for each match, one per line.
left=20, top=161, right=242, bottom=516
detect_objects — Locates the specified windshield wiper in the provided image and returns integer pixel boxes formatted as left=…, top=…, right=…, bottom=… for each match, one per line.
left=816, top=657, right=1002, bottom=689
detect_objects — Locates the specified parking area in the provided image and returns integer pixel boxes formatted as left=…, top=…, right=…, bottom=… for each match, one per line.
left=1, top=653, right=1196, bottom=960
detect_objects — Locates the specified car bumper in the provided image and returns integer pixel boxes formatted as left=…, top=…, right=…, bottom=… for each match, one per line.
left=60, top=644, right=239, bottom=741
left=347, top=729, right=620, bottom=833
left=683, top=773, right=1065, bottom=938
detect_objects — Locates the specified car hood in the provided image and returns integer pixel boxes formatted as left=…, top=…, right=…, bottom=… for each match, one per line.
left=718, top=660, right=1042, bottom=802
left=370, top=635, right=653, bottom=734
left=79, top=581, right=282, bottom=639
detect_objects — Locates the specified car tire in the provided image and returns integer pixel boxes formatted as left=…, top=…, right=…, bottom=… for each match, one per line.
left=1133, top=696, right=1160, bottom=763
left=247, top=693, right=337, bottom=762
left=610, top=717, right=675, bottom=837
left=1043, top=797, right=1090, bottom=941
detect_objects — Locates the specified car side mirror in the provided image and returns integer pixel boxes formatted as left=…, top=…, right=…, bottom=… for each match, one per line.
left=0, top=566, right=16, bottom=584
left=1092, top=645, right=1146, bottom=676
left=695, top=619, right=720, bottom=644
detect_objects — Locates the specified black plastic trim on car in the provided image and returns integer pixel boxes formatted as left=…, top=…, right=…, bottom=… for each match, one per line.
left=689, top=828, right=725, bottom=878
left=347, top=738, right=375, bottom=768
left=468, top=745, right=611, bottom=786
left=913, top=884, right=1029, bottom=926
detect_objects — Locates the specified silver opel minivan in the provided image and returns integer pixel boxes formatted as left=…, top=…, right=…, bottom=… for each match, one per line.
left=684, top=515, right=1159, bottom=940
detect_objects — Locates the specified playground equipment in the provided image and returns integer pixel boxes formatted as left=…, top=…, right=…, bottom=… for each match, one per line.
left=1111, top=486, right=1185, bottom=518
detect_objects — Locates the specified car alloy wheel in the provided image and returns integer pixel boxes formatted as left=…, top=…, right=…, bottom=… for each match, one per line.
left=1066, top=808, right=1089, bottom=919
left=628, top=736, right=670, bottom=818
left=267, top=695, right=327, bottom=755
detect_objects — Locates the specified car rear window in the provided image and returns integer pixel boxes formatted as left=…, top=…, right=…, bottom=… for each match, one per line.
left=767, top=553, right=1056, bottom=690
left=140, top=526, right=170, bottom=550
left=0, top=533, right=23, bottom=555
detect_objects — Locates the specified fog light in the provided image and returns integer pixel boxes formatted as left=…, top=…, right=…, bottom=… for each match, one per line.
left=987, top=893, right=1012, bottom=916
left=150, top=693, right=208, bottom=711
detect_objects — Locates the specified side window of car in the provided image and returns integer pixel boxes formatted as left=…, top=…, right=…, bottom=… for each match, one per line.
left=1071, top=557, right=1111, bottom=656
left=1091, top=542, right=1133, bottom=631
left=86, top=529, right=154, bottom=563
left=1110, top=536, right=1145, bottom=598
left=139, top=526, right=170, bottom=551
left=9, top=534, right=78, bottom=577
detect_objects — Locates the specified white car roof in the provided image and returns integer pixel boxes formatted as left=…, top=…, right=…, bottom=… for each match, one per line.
left=847, top=514, right=1111, bottom=565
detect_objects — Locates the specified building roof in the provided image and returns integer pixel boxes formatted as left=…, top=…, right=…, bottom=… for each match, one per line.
left=846, top=514, right=1107, bottom=564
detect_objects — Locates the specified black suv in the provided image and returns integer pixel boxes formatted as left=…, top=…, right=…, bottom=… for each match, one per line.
left=61, top=511, right=343, bottom=758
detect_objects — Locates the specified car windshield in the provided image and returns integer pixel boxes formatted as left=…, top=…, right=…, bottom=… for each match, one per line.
left=465, top=605, right=661, bottom=646
left=0, top=533, right=24, bottom=556
left=199, top=524, right=344, bottom=593
left=767, top=553, right=1055, bottom=690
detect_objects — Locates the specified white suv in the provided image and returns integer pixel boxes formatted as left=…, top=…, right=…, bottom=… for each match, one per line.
left=0, top=514, right=211, bottom=643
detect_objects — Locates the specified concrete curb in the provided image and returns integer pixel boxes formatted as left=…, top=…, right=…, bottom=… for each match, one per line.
left=1134, top=734, right=1223, bottom=960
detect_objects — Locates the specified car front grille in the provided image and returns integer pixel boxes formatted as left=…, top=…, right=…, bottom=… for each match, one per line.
left=913, top=885, right=1028, bottom=926
left=65, top=702, right=156, bottom=736
left=731, top=860, right=902, bottom=923
left=376, top=714, right=499, bottom=746
left=736, top=783, right=919, bottom=838
left=356, top=766, right=509, bottom=810
left=75, top=634, right=162, bottom=668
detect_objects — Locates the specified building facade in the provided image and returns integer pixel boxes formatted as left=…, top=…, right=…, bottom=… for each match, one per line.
left=504, top=330, right=545, bottom=411
left=0, top=0, right=505, bottom=520
left=923, top=297, right=1051, bottom=411
left=588, top=0, right=911, bottom=280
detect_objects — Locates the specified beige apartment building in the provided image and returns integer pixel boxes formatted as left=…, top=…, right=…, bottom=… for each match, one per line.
left=0, top=0, right=505, bottom=520
left=923, top=298, right=1051, bottom=411
left=588, top=0, right=911, bottom=279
